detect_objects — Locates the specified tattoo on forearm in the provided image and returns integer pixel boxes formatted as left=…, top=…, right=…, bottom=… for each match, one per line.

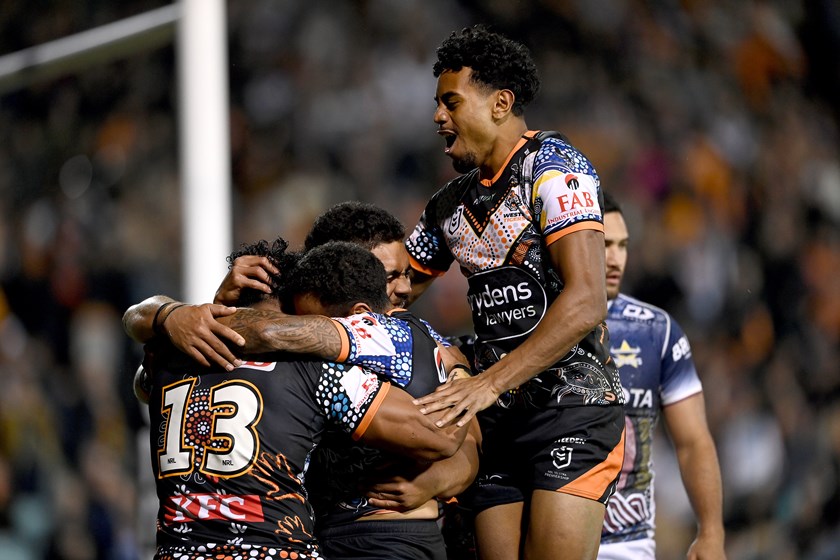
left=224, top=308, right=341, bottom=359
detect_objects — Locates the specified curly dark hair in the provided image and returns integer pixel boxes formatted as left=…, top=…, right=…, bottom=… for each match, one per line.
left=226, top=236, right=301, bottom=308
left=433, top=24, right=540, bottom=116
left=304, top=201, right=405, bottom=252
left=287, top=241, right=389, bottom=315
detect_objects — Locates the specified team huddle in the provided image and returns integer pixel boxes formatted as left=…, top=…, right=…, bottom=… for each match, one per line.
left=124, top=25, right=725, bottom=560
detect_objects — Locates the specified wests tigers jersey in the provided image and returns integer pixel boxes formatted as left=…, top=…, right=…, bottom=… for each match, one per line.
left=407, top=130, right=623, bottom=409
left=601, top=294, right=703, bottom=544
left=307, top=309, right=449, bottom=527
left=147, top=347, right=390, bottom=560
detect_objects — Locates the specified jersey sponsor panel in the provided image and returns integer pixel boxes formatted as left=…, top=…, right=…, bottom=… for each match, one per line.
left=337, top=365, right=380, bottom=412
left=466, top=266, right=545, bottom=344
left=536, top=170, right=602, bottom=235
left=333, top=310, right=449, bottom=389
left=532, top=136, right=603, bottom=240
left=237, top=360, right=277, bottom=372
left=163, top=492, right=264, bottom=523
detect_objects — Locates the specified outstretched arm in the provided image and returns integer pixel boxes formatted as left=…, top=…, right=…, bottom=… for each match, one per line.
left=415, top=229, right=607, bottom=426
left=664, top=393, right=726, bottom=560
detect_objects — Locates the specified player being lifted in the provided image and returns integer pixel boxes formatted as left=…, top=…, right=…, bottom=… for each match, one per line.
left=407, top=25, right=625, bottom=559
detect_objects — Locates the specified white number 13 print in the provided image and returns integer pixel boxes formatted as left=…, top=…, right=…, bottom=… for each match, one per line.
left=157, top=378, right=264, bottom=478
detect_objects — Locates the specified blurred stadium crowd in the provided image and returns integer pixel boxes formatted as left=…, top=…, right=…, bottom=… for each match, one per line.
left=0, top=1, right=838, bottom=558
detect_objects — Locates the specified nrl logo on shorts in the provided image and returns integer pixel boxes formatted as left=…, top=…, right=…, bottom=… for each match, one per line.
left=551, top=445, right=573, bottom=469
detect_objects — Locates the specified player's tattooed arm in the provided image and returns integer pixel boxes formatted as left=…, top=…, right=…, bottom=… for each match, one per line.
left=218, top=307, right=343, bottom=359
left=123, top=296, right=243, bottom=370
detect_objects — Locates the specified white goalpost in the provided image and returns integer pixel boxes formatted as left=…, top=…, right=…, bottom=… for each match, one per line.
left=0, top=1, right=232, bottom=304
left=176, top=0, right=232, bottom=303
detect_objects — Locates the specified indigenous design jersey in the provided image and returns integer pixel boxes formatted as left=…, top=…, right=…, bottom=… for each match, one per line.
left=147, top=348, right=389, bottom=559
left=329, top=309, right=449, bottom=388
left=407, top=130, right=623, bottom=409
left=601, top=294, right=703, bottom=544
left=307, top=310, right=449, bottom=527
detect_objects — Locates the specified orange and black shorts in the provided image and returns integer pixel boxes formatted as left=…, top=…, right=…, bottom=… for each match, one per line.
left=461, top=403, right=625, bottom=512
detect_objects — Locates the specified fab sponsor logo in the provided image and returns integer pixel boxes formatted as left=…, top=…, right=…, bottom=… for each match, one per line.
left=466, top=267, right=546, bottom=343
left=557, top=189, right=596, bottom=213
left=543, top=172, right=603, bottom=229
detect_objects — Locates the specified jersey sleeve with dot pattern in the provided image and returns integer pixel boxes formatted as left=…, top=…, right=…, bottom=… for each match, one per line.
left=315, top=361, right=391, bottom=440
left=329, top=311, right=417, bottom=388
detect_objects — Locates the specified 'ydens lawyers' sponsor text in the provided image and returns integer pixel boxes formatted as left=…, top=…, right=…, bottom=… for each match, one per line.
left=467, top=267, right=547, bottom=344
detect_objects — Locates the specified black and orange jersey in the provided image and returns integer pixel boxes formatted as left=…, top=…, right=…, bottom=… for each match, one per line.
left=147, top=348, right=391, bottom=559
left=407, top=131, right=623, bottom=409
left=306, top=309, right=448, bottom=528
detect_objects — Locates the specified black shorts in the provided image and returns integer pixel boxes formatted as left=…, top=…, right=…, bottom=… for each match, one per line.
left=441, top=499, right=478, bottom=560
left=317, top=519, right=447, bottom=560
left=461, top=403, right=625, bottom=513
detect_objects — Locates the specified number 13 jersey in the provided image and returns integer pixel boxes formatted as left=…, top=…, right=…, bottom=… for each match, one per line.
left=147, top=352, right=390, bottom=559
